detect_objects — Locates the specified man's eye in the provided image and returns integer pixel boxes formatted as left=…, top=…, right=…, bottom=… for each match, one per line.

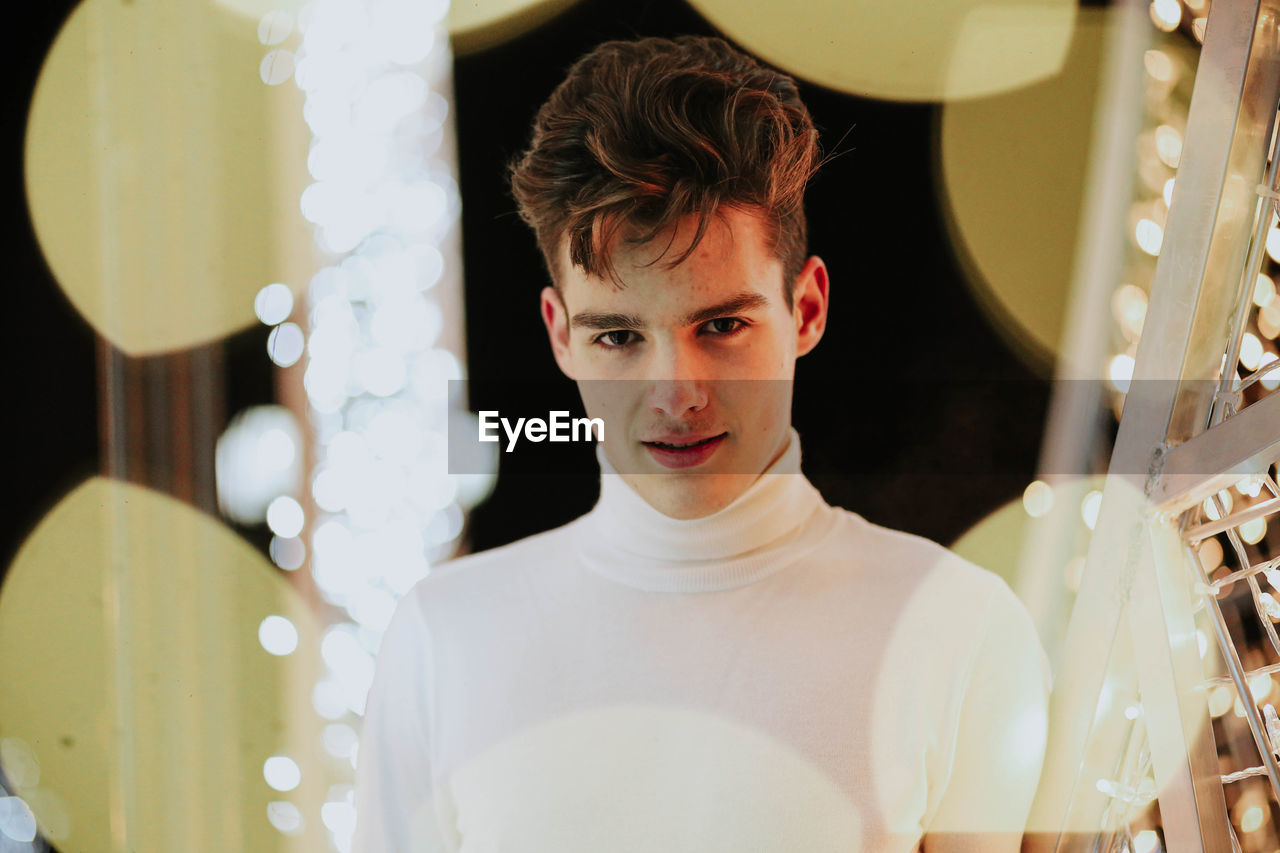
left=594, top=330, right=638, bottom=348
left=704, top=317, right=745, bottom=335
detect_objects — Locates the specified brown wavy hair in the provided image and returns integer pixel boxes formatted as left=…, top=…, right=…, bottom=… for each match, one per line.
left=509, top=35, right=821, bottom=308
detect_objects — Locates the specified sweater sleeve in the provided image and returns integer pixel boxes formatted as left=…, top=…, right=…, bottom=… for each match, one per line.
left=924, top=581, right=1051, bottom=851
left=353, top=588, right=455, bottom=853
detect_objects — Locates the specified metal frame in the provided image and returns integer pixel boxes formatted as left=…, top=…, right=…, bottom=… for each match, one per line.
left=1031, top=1, right=1280, bottom=849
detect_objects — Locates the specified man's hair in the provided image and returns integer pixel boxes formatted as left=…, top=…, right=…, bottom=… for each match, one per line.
left=509, top=35, right=820, bottom=307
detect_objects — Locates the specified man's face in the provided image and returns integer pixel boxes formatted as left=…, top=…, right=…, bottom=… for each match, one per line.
left=541, top=206, right=828, bottom=519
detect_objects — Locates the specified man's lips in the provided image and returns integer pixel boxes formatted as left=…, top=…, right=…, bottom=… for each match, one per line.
left=641, top=433, right=726, bottom=449
left=640, top=433, right=728, bottom=469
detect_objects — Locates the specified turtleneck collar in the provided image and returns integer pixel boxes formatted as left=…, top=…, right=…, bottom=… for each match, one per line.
left=574, top=428, right=837, bottom=593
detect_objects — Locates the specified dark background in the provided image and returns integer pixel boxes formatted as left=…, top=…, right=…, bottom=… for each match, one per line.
left=4, top=0, right=1050, bottom=581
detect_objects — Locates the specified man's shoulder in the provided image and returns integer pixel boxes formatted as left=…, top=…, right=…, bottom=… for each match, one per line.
left=399, top=515, right=586, bottom=610
left=825, top=508, right=1006, bottom=597
left=829, top=510, right=1045, bottom=681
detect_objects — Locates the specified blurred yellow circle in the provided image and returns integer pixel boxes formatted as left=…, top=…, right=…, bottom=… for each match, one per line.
left=449, top=0, right=585, bottom=55
left=687, top=0, right=1075, bottom=102
left=938, top=9, right=1111, bottom=371
left=24, top=0, right=311, bottom=356
left=0, top=477, right=331, bottom=851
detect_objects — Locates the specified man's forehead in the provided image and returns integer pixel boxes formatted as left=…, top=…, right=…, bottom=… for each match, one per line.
left=553, top=210, right=783, bottom=310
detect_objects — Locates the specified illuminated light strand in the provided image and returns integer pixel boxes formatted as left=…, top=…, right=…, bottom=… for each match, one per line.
left=1175, top=477, right=1280, bottom=819
left=1202, top=656, right=1280, bottom=690
left=255, top=1, right=494, bottom=850
left=1189, top=501, right=1280, bottom=547
left=1223, top=348, right=1280, bottom=396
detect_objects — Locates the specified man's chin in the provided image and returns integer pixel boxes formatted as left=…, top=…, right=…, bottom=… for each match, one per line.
left=625, top=469, right=761, bottom=520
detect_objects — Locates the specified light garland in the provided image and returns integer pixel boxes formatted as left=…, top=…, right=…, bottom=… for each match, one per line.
left=292, top=1, right=463, bottom=849
left=249, top=0, right=497, bottom=849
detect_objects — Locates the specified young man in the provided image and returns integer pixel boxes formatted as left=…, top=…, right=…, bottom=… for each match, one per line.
left=355, top=35, right=1050, bottom=853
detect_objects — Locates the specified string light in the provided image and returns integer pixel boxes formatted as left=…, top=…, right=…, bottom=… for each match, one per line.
left=1254, top=274, right=1276, bottom=308
left=1108, top=353, right=1135, bottom=393
left=1198, top=537, right=1223, bottom=571
left=1241, top=517, right=1268, bottom=546
left=1239, top=332, right=1264, bottom=370
left=1111, top=284, right=1148, bottom=340
left=1149, top=0, right=1181, bottom=31
left=1143, top=49, right=1175, bottom=82
left=1209, top=685, right=1233, bottom=717
left=1134, top=829, right=1161, bottom=853
left=1260, top=353, right=1280, bottom=390
left=267, top=801, right=305, bottom=836
left=268, top=1, right=498, bottom=845
left=259, top=615, right=300, bottom=656
left=1154, top=125, right=1182, bottom=168
left=0, top=797, right=38, bottom=844
left=1135, top=218, right=1164, bottom=255
left=1022, top=480, right=1053, bottom=517
left=263, top=755, right=302, bottom=793
left=1266, top=225, right=1280, bottom=263
left=1081, top=489, right=1103, bottom=530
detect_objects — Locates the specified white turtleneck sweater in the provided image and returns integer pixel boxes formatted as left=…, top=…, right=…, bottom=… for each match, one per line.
left=354, top=431, right=1050, bottom=852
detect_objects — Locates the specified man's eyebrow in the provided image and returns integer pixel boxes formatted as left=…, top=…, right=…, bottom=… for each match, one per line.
left=569, top=292, right=770, bottom=331
left=569, top=312, right=645, bottom=331
left=681, top=292, right=769, bottom=326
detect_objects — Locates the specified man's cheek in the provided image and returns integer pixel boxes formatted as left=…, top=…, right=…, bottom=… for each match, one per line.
left=577, top=381, right=633, bottom=438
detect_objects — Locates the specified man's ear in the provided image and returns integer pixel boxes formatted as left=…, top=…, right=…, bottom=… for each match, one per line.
left=793, top=256, right=829, bottom=357
left=541, top=285, right=576, bottom=379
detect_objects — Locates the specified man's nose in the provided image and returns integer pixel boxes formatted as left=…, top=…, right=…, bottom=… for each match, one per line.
left=645, top=343, right=709, bottom=415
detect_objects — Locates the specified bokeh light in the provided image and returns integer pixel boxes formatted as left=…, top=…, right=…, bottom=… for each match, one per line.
left=1239, top=332, right=1263, bottom=371
left=1153, top=125, right=1182, bottom=168
left=0, top=796, right=37, bottom=843
left=938, top=10, right=1106, bottom=368
left=255, top=282, right=296, bottom=325
left=263, top=756, right=301, bottom=793
left=1198, top=537, right=1223, bottom=571
left=1260, top=353, right=1280, bottom=390
left=1254, top=274, right=1276, bottom=308
left=258, top=10, right=294, bottom=45
left=216, top=406, right=305, bottom=526
left=260, top=49, right=296, bottom=85
left=1149, top=0, right=1180, bottom=31
left=267, top=800, right=304, bottom=836
left=1022, top=480, right=1054, bottom=517
left=1108, top=354, right=1135, bottom=393
left=1144, top=49, right=1174, bottom=83
left=699, top=0, right=1076, bottom=102
left=1240, top=517, right=1268, bottom=546
left=268, top=322, right=306, bottom=368
left=0, top=739, right=40, bottom=789
left=1081, top=490, right=1103, bottom=530
left=1134, top=828, right=1161, bottom=853
left=269, top=535, right=307, bottom=570
left=259, top=615, right=300, bottom=656
left=1135, top=219, right=1164, bottom=256
left=0, top=477, right=325, bottom=850
left=23, top=0, right=313, bottom=355
left=267, top=496, right=306, bottom=539
left=1209, top=685, right=1234, bottom=717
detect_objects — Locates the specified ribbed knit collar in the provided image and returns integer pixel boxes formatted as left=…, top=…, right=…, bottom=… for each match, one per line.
left=575, top=429, right=835, bottom=593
